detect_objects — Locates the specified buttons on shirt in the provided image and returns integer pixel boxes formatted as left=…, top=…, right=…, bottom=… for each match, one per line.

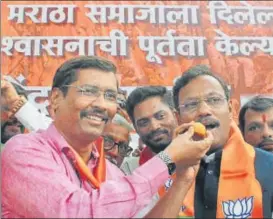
left=205, top=205, right=209, bottom=209
left=207, top=170, right=213, bottom=175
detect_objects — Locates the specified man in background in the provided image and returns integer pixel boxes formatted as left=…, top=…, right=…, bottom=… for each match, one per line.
left=239, top=96, right=273, bottom=153
left=103, top=113, right=134, bottom=169
left=126, top=87, right=177, bottom=159
left=126, top=87, right=177, bottom=165
left=126, top=87, right=178, bottom=217
left=117, top=88, right=127, bottom=109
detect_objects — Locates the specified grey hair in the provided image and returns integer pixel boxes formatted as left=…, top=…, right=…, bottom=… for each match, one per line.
left=112, top=114, right=134, bottom=132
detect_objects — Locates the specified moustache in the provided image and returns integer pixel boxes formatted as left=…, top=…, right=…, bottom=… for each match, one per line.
left=147, top=129, right=169, bottom=139
left=80, top=108, right=109, bottom=123
left=257, top=138, right=273, bottom=148
left=197, top=116, right=220, bottom=128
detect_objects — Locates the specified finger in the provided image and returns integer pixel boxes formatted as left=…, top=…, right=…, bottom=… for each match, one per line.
left=172, top=126, right=194, bottom=143
left=199, top=131, right=214, bottom=151
left=191, top=131, right=213, bottom=150
left=174, top=122, right=195, bottom=137
left=181, top=126, right=195, bottom=139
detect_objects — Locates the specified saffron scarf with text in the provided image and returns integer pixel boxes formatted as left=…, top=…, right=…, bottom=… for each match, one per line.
left=158, top=121, right=263, bottom=218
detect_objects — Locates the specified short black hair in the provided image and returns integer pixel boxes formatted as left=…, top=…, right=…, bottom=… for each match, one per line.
left=239, top=96, right=273, bottom=133
left=173, top=65, right=230, bottom=110
left=52, top=56, right=117, bottom=95
left=126, top=86, right=174, bottom=124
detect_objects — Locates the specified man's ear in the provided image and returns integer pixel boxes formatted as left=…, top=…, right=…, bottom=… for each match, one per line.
left=228, top=99, right=233, bottom=120
left=49, top=88, right=65, bottom=114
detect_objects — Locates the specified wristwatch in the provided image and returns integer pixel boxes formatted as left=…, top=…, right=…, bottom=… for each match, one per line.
left=157, top=151, right=176, bottom=175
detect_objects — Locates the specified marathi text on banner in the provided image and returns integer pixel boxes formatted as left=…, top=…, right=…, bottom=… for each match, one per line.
left=1, top=30, right=129, bottom=57
left=209, top=1, right=273, bottom=25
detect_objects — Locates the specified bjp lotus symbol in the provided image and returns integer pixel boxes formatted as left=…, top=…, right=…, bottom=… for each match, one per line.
left=222, top=196, right=254, bottom=218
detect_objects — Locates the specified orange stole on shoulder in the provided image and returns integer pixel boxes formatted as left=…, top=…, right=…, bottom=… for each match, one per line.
left=158, top=122, right=263, bottom=218
left=69, top=137, right=106, bottom=189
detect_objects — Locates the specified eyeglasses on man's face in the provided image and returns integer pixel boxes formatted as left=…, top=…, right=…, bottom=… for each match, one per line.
left=103, top=136, right=133, bottom=157
left=62, top=85, right=118, bottom=103
left=179, top=96, right=227, bottom=113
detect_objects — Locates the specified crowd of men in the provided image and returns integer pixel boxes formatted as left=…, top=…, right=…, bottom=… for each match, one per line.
left=1, top=56, right=273, bottom=218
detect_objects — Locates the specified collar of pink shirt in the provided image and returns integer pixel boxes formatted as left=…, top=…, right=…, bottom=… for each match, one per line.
left=44, top=123, right=101, bottom=169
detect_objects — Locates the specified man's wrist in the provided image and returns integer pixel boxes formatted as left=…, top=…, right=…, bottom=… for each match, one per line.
left=164, top=146, right=178, bottom=164
left=172, top=176, right=193, bottom=193
left=157, top=151, right=176, bottom=175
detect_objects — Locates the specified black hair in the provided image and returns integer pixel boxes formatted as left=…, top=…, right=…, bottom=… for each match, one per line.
left=52, top=56, right=117, bottom=95
left=126, top=86, right=174, bottom=124
left=239, top=96, right=273, bottom=133
left=173, top=65, right=230, bottom=111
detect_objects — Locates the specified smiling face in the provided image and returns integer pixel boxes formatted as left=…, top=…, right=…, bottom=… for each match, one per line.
left=243, top=107, right=273, bottom=152
left=133, top=96, right=177, bottom=153
left=177, top=75, right=232, bottom=151
left=51, top=68, right=118, bottom=144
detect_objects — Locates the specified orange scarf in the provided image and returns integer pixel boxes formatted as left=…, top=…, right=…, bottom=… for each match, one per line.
left=159, top=121, right=263, bottom=218
left=67, top=137, right=106, bottom=189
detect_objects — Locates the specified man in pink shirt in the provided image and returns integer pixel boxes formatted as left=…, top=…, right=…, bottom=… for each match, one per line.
left=1, top=56, right=213, bottom=218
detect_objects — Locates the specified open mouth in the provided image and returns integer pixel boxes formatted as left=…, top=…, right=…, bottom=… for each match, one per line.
left=261, top=145, right=273, bottom=152
left=85, top=115, right=104, bottom=122
left=199, top=118, right=220, bottom=130
left=204, top=123, right=220, bottom=130
left=84, top=113, right=108, bottom=124
left=258, top=141, right=273, bottom=151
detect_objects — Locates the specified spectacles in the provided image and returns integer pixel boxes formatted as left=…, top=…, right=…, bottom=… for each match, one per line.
left=103, top=136, right=133, bottom=157
left=179, top=96, right=227, bottom=113
left=62, top=85, right=118, bottom=103
left=117, top=98, right=126, bottom=109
